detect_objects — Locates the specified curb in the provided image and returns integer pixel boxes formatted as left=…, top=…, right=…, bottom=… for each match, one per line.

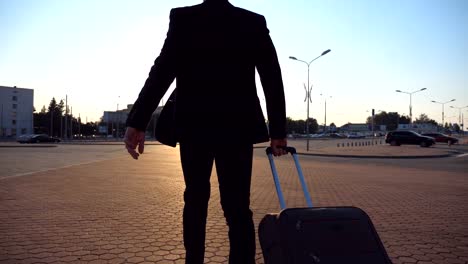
left=0, top=145, right=58, bottom=148
left=295, top=152, right=457, bottom=159
left=254, top=146, right=461, bottom=159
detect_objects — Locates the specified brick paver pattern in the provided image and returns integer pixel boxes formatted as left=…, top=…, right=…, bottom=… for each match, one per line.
left=1, top=145, right=467, bottom=264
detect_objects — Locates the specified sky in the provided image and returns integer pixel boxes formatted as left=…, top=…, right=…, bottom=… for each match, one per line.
left=1, top=0, right=467, bottom=126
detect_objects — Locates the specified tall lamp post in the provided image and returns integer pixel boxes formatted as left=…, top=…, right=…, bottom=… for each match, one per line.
left=60, top=98, right=65, bottom=139
left=116, top=96, right=120, bottom=139
left=395, top=88, right=427, bottom=124
left=431, top=99, right=456, bottom=129
left=320, top=93, right=332, bottom=133
left=450, top=105, right=468, bottom=132
left=289, top=49, right=331, bottom=151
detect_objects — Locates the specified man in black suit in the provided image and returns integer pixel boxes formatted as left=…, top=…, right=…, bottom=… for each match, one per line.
left=124, top=0, right=287, bottom=263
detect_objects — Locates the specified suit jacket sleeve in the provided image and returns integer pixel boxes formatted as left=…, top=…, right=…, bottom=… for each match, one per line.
left=255, top=16, right=287, bottom=139
left=126, top=9, right=178, bottom=131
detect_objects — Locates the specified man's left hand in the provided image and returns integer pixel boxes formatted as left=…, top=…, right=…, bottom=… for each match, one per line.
left=124, top=127, right=145, bottom=160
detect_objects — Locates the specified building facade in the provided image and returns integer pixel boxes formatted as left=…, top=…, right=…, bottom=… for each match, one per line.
left=0, top=86, right=34, bottom=137
left=102, top=104, right=163, bottom=136
left=339, top=123, right=370, bottom=133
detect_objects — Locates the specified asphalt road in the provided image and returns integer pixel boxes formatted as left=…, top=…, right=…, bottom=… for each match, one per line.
left=1, top=143, right=467, bottom=179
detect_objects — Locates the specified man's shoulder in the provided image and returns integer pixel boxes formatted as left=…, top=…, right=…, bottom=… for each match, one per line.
left=171, top=3, right=265, bottom=22
left=171, top=4, right=203, bottom=16
left=232, top=6, right=264, bottom=20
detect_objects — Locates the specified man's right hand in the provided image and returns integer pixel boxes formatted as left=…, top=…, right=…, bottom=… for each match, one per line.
left=124, top=127, right=146, bottom=160
left=270, top=138, right=287, bottom=157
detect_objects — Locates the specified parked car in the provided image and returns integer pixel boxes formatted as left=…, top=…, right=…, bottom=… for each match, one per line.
left=347, top=133, right=366, bottom=139
left=385, top=131, right=435, bottom=147
left=422, top=132, right=458, bottom=145
left=17, top=134, right=61, bottom=143
left=329, top=133, right=346, bottom=138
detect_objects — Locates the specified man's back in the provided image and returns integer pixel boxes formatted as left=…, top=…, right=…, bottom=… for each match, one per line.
left=172, top=1, right=284, bottom=143
left=127, top=0, right=286, bottom=144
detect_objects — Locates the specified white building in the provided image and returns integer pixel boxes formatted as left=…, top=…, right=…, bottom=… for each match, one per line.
left=397, top=123, right=438, bottom=133
left=0, top=86, right=34, bottom=137
left=102, top=104, right=163, bottom=135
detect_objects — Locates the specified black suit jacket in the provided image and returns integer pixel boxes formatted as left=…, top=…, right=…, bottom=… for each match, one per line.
left=126, top=0, right=286, bottom=144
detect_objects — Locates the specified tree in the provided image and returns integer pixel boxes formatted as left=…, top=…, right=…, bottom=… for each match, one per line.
left=399, top=115, right=411, bottom=124
left=33, top=98, right=67, bottom=136
left=33, top=107, right=48, bottom=134
left=366, top=111, right=408, bottom=131
left=286, top=117, right=318, bottom=134
left=307, top=118, right=319, bottom=134
left=414, top=113, right=437, bottom=126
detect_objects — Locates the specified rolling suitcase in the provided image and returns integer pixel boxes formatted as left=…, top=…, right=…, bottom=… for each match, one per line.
left=258, top=147, right=392, bottom=264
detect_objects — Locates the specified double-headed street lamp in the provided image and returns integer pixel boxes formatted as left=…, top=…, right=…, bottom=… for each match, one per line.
left=290, top=49, right=331, bottom=151
left=431, top=99, right=456, bottom=128
left=450, top=105, right=468, bottom=132
left=395, top=88, right=427, bottom=124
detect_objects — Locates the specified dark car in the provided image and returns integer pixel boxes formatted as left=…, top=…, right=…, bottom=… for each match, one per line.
left=422, top=133, right=458, bottom=145
left=329, top=133, right=347, bottom=138
left=17, top=134, right=61, bottom=143
left=385, top=131, right=435, bottom=147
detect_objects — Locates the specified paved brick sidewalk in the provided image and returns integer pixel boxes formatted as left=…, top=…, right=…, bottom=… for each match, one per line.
left=1, top=145, right=467, bottom=263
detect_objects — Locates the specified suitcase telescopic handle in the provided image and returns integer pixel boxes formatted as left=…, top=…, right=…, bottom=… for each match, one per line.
left=265, top=147, right=313, bottom=210
left=266, top=146, right=296, bottom=155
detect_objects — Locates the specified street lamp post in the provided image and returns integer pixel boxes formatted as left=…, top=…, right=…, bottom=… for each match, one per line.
left=65, top=95, right=68, bottom=140
left=290, top=49, right=331, bottom=151
left=320, top=94, right=332, bottom=133
left=395, top=88, right=427, bottom=124
left=431, top=99, right=456, bottom=130
left=116, top=96, right=120, bottom=139
left=60, top=98, right=65, bottom=139
left=450, top=105, right=468, bottom=132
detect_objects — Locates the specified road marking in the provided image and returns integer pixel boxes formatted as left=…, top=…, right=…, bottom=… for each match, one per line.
left=455, top=153, right=468, bottom=158
left=0, top=157, right=124, bottom=180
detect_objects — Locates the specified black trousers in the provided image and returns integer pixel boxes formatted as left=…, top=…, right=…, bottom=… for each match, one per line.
left=179, top=141, right=255, bottom=264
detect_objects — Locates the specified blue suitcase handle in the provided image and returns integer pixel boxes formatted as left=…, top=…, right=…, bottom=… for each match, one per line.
left=265, top=147, right=313, bottom=210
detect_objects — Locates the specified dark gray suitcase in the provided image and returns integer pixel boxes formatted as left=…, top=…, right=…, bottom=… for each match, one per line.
left=258, top=147, right=392, bottom=264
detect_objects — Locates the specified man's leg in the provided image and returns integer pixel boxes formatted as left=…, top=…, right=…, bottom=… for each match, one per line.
left=215, top=144, right=255, bottom=264
left=180, top=142, right=214, bottom=264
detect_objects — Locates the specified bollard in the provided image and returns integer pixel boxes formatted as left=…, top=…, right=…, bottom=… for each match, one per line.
left=347, top=142, right=350, bottom=147
left=337, top=143, right=340, bottom=148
